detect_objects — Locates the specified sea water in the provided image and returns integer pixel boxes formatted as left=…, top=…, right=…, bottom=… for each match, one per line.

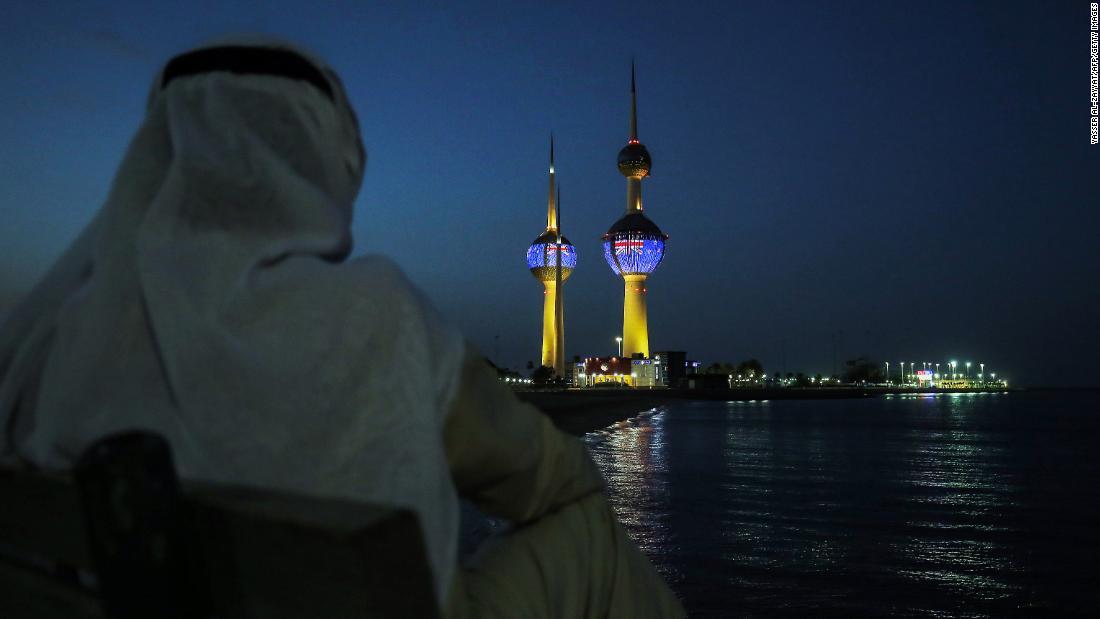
left=584, top=391, right=1100, bottom=617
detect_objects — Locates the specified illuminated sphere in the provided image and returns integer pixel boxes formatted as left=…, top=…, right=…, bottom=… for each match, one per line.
left=617, top=141, right=652, bottom=177
left=602, top=212, right=667, bottom=276
left=527, top=229, right=577, bottom=282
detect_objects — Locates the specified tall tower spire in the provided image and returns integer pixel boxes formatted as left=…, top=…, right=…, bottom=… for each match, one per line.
left=604, top=63, right=667, bottom=365
left=527, top=137, right=575, bottom=377
left=547, top=134, right=557, bottom=231
left=621, top=63, right=649, bottom=213
left=630, top=60, right=638, bottom=142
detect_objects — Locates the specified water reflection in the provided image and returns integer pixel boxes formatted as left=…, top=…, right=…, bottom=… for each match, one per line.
left=887, top=395, right=1021, bottom=604
left=585, top=408, right=672, bottom=560
left=584, top=393, right=1100, bottom=617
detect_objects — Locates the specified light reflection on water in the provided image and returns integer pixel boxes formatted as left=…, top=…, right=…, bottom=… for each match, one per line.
left=584, top=392, right=1100, bottom=617
left=585, top=409, right=672, bottom=559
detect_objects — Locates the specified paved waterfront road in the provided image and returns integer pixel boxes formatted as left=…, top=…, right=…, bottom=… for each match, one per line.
left=584, top=391, right=1100, bottom=617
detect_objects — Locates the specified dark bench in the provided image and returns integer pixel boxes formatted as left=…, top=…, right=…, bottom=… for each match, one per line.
left=0, top=432, right=441, bottom=618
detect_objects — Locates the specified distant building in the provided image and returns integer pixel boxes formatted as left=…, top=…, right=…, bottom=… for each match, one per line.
left=629, top=356, right=659, bottom=388
left=573, top=351, right=698, bottom=388
left=935, top=378, right=973, bottom=389
left=651, top=350, right=686, bottom=387
left=574, top=356, right=635, bottom=387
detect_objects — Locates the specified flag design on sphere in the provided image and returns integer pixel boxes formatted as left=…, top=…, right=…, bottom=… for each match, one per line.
left=615, top=239, right=644, bottom=254
left=603, top=231, right=665, bottom=277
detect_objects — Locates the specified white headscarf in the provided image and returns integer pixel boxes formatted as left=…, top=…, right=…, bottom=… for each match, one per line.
left=0, top=38, right=465, bottom=602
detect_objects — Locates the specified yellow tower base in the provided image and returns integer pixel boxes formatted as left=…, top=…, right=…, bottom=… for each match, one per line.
left=541, top=280, right=564, bottom=374
left=621, top=274, right=649, bottom=358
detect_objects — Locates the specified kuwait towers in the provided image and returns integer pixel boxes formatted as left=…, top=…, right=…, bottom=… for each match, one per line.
left=527, top=137, right=576, bottom=376
left=603, top=64, right=668, bottom=359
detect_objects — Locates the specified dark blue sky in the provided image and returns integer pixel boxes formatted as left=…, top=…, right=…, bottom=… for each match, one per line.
left=1, top=1, right=1097, bottom=386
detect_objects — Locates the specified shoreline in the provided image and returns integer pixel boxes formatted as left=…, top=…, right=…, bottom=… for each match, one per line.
left=519, top=390, right=671, bottom=436
left=520, top=387, right=1027, bottom=437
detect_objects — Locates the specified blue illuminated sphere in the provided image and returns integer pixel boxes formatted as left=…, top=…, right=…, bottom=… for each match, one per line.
left=528, top=229, right=577, bottom=282
left=602, top=212, right=667, bottom=276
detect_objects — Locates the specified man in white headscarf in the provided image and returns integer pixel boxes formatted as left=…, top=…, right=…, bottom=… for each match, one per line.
left=0, top=40, right=685, bottom=617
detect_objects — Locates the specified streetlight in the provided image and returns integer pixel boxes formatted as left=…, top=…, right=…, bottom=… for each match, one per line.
left=936, top=362, right=940, bottom=377
left=950, top=360, right=957, bottom=379
left=966, top=362, right=971, bottom=378
left=980, top=363, right=984, bottom=382
left=885, top=361, right=889, bottom=384
left=615, top=336, right=622, bottom=357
